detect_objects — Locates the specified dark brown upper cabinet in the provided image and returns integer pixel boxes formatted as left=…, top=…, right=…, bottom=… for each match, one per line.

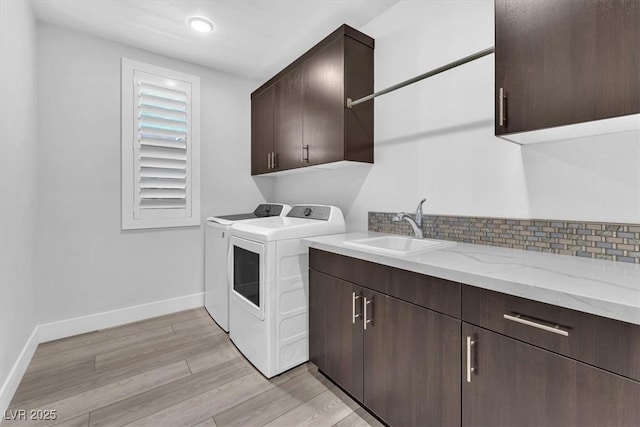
left=250, top=86, right=274, bottom=175
left=495, top=0, right=640, bottom=143
left=250, top=24, right=374, bottom=175
left=301, top=38, right=345, bottom=167
left=273, top=68, right=303, bottom=171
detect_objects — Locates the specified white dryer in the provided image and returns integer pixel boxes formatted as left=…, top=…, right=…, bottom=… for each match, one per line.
left=228, top=205, right=345, bottom=378
left=205, top=203, right=291, bottom=331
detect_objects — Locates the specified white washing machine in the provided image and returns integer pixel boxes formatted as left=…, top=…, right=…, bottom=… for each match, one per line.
left=204, top=203, right=291, bottom=331
left=228, top=205, right=345, bottom=378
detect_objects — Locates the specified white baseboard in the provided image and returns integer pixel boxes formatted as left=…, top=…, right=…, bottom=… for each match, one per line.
left=0, top=292, right=204, bottom=417
left=38, top=292, right=204, bottom=343
left=0, top=327, right=38, bottom=418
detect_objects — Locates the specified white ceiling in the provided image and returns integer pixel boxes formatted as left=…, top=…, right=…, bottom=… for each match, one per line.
left=30, top=0, right=399, bottom=81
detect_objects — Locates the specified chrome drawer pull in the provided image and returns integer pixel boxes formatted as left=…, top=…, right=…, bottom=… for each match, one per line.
left=503, top=313, right=569, bottom=337
left=466, top=335, right=475, bottom=383
left=352, top=292, right=361, bottom=324
left=363, top=297, right=373, bottom=330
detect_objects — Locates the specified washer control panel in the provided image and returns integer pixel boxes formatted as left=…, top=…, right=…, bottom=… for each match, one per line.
left=253, top=204, right=284, bottom=217
left=286, top=205, right=331, bottom=221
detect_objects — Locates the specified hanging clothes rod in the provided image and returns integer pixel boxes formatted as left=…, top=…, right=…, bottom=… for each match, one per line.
left=346, top=46, right=495, bottom=108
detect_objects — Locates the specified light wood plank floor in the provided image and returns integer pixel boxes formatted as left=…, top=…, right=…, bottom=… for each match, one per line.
left=7, top=308, right=383, bottom=427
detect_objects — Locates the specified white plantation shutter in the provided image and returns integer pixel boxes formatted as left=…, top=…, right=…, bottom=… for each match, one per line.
left=122, top=59, right=200, bottom=229
left=135, top=77, right=190, bottom=217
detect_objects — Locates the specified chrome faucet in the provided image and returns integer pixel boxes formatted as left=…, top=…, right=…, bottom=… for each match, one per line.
left=392, top=198, right=427, bottom=239
left=415, top=198, right=426, bottom=228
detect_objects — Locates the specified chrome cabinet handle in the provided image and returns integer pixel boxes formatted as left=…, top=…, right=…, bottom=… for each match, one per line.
left=352, top=292, right=361, bottom=324
left=273, top=152, right=278, bottom=169
left=498, top=87, right=506, bottom=127
left=302, top=145, right=309, bottom=163
left=503, top=313, right=569, bottom=337
left=466, top=335, right=475, bottom=383
left=363, top=297, right=373, bottom=330
left=267, top=152, right=277, bottom=169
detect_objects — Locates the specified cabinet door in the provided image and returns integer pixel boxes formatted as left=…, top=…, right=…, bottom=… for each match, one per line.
left=363, top=290, right=461, bottom=426
left=462, top=323, right=640, bottom=427
left=274, top=68, right=303, bottom=171
left=250, top=86, right=274, bottom=175
left=303, top=38, right=344, bottom=166
left=309, top=269, right=364, bottom=401
left=495, top=0, right=640, bottom=135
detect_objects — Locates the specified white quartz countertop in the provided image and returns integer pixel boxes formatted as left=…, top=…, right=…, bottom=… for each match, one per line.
left=303, top=232, right=640, bottom=326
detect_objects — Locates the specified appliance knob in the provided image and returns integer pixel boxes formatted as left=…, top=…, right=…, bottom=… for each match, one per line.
left=303, top=208, right=312, bottom=217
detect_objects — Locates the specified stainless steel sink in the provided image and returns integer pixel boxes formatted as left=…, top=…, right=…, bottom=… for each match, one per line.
left=343, top=235, right=455, bottom=256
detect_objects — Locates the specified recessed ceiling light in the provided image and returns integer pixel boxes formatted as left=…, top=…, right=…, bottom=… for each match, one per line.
left=188, top=16, right=214, bottom=33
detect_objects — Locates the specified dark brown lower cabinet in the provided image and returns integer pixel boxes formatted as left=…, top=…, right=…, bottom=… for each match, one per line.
left=462, top=323, right=640, bottom=427
left=309, top=269, right=364, bottom=401
left=309, top=269, right=461, bottom=426
left=364, top=289, right=461, bottom=426
left=310, top=249, right=639, bottom=427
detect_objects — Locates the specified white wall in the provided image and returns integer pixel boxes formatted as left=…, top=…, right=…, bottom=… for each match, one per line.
left=273, top=0, right=640, bottom=230
left=35, top=24, right=273, bottom=325
left=522, top=130, right=640, bottom=222
left=0, top=0, right=39, bottom=409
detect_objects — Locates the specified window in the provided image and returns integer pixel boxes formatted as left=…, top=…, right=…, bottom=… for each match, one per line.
left=121, top=58, right=200, bottom=229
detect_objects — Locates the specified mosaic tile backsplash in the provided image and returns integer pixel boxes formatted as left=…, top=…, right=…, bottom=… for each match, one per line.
left=368, top=212, right=640, bottom=264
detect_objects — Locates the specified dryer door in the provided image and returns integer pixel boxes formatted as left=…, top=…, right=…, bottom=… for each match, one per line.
left=229, top=236, right=265, bottom=320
